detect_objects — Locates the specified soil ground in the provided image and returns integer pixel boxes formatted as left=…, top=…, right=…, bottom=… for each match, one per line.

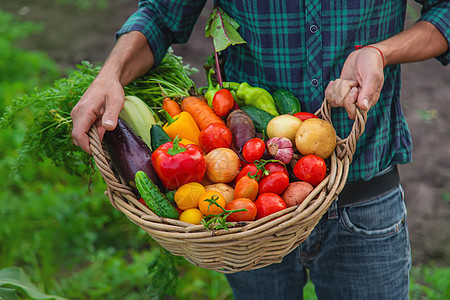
left=3, top=0, right=450, bottom=266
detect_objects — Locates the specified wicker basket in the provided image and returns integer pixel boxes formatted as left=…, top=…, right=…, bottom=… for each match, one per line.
left=88, top=98, right=367, bottom=274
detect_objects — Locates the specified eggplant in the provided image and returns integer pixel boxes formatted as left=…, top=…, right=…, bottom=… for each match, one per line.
left=227, top=109, right=256, bottom=156
left=103, top=118, right=164, bottom=196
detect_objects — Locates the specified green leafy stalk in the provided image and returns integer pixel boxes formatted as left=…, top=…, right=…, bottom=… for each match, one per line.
left=205, top=6, right=246, bottom=87
left=201, top=195, right=247, bottom=231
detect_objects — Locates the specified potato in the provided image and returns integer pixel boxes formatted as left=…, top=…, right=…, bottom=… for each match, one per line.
left=204, top=183, right=235, bottom=205
left=295, top=118, right=336, bottom=159
left=267, top=114, right=302, bottom=144
left=281, top=181, right=314, bottom=207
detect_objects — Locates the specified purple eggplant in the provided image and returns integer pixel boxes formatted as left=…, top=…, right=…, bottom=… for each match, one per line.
left=103, top=118, right=164, bottom=196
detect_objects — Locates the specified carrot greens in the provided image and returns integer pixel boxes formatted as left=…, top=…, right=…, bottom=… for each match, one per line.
left=0, top=49, right=197, bottom=176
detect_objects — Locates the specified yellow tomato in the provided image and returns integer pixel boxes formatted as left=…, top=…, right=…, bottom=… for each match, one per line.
left=179, top=208, right=204, bottom=225
left=174, top=182, right=205, bottom=210
left=199, top=190, right=226, bottom=216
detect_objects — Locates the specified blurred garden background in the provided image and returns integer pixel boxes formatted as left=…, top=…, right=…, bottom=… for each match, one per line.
left=0, top=1, right=449, bottom=299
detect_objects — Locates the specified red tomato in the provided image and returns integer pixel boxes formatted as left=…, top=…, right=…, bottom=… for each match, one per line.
left=264, top=162, right=288, bottom=177
left=213, top=89, right=235, bottom=117
left=293, top=155, right=327, bottom=187
left=293, top=112, right=319, bottom=121
left=225, top=198, right=257, bottom=222
left=235, top=163, right=263, bottom=183
left=234, top=175, right=259, bottom=201
left=242, top=138, right=266, bottom=163
left=198, top=123, right=232, bottom=153
left=258, top=171, right=289, bottom=195
left=254, top=193, right=287, bottom=220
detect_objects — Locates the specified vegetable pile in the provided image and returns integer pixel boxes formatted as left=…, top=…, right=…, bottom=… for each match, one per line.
left=114, top=80, right=337, bottom=230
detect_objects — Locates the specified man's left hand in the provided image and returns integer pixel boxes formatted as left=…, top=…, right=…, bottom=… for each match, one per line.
left=325, top=46, right=385, bottom=119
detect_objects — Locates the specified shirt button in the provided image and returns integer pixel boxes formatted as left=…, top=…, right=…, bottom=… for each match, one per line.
left=309, top=24, right=318, bottom=33
left=311, top=79, right=319, bottom=87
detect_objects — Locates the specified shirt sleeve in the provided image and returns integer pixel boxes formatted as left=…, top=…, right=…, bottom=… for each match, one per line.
left=417, top=0, right=450, bottom=65
left=116, top=0, right=207, bottom=67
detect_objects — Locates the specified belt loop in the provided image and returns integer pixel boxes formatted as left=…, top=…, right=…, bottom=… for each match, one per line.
left=328, top=199, right=339, bottom=220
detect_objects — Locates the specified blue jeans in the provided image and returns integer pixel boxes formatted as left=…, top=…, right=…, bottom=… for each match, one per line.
left=226, top=185, right=411, bottom=300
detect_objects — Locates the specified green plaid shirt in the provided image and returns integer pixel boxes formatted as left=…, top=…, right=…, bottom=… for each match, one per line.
left=117, top=0, right=450, bottom=182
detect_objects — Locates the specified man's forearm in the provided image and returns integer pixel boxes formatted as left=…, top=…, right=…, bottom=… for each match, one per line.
left=374, top=21, right=448, bottom=66
left=99, top=31, right=154, bottom=86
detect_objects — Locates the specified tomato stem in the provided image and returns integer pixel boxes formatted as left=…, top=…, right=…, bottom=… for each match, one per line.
left=201, top=196, right=247, bottom=230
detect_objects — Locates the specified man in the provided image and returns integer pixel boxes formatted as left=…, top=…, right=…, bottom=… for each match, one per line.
left=71, top=1, right=449, bottom=299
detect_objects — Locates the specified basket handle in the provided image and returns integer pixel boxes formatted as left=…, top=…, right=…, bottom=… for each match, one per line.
left=315, top=97, right=368, bottom=163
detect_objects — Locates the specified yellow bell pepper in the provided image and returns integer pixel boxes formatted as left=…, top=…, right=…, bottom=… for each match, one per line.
left=160, top=109, right=200, bottom=145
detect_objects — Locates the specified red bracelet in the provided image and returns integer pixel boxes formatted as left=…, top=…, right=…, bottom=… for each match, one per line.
left=355, top=45, right=386, bottom=68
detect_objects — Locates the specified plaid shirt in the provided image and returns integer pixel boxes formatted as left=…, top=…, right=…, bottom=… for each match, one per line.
left=117, top=0, right=450, bottom=182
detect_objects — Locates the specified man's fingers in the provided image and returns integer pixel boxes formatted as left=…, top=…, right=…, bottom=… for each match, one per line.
left=357, top=71, right=384, bottom=111
left=326, top=79, right=358, bottom=107
left=102, top=93, right=124, bottom=131
left=71, top=110, right=97, bottom=154
left=344, top=87, right=359, bottom=120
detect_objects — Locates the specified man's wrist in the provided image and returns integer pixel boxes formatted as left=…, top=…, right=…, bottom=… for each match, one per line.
left=355, top=45, right=386, bottom=67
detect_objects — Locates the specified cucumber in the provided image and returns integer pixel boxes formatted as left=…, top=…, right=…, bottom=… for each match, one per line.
left=135, top=171, right=179, bottom=219
left=240, top=106, right=276, bottom=133
left=165, top=190, right=177, bottom=207
left=272, top=89, right=301, bottom=115
left=150, top=124, right=171, bottom=150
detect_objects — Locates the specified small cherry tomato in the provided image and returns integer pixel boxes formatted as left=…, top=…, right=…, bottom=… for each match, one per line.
left=258, top=171, right=289, bottom=195
left=179, top=208, right=204, bottom=225
left=198, top=122, right=232, bottom=153
left=199, top=190, right=226, bottom=216
left=225, top=198, right=257, bottom=222
left=292, top=112, right=319, bottom=121
left=213, top=89, right=235, bottom=117
left=235, top=163, right=263, bottom=183
left=264, top=162, right=288, bottom=177
left=242, top=138, right=266, bottom=163
left=234, top=175, right=259, bottom=201
left=254, top=193, right=287, bottom=220
left=293, top=154, right=327, bottom=187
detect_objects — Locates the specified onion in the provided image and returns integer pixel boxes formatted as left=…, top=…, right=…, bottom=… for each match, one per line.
left=204, top=148, right=240, bottom=183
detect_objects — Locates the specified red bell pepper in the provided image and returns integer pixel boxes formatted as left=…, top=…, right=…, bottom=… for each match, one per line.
left=151, top=136, right=206, bottom=190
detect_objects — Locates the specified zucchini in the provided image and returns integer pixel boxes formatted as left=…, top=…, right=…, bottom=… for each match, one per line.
left=150, top=124, right=171, bottom=150
left=272, top=89, right=301, bottom=115
left=240, top=106, right=276, bottom=133
left=119, top=95, right=156, bottom=150
left=135, top=171, right=180, bottom=219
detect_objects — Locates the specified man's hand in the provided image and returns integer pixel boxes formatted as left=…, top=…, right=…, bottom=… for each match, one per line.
left=325, top=46, right=385, bottom=119
left=70, top=31, right=154, bottom=154
left=71, top=75, right=125, bottom=154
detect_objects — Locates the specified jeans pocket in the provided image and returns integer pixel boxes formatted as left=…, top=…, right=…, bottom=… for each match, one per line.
left=340, top=185, right=406, bottom=238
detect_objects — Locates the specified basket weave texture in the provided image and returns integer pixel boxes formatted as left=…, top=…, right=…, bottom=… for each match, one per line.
left=88, top=99, right=367, bottom=274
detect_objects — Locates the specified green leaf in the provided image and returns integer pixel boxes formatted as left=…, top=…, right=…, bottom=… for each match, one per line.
left=0, top=287, right=18, bottom=300
left=205, top=7, right=246, bottom=52
left=0, top=267, right=67, bottom=300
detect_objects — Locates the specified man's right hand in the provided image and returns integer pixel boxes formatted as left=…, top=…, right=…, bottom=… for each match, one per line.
left=70, top=31, right=155, bottom=154
left=71, top=75, right=125, bottom=154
